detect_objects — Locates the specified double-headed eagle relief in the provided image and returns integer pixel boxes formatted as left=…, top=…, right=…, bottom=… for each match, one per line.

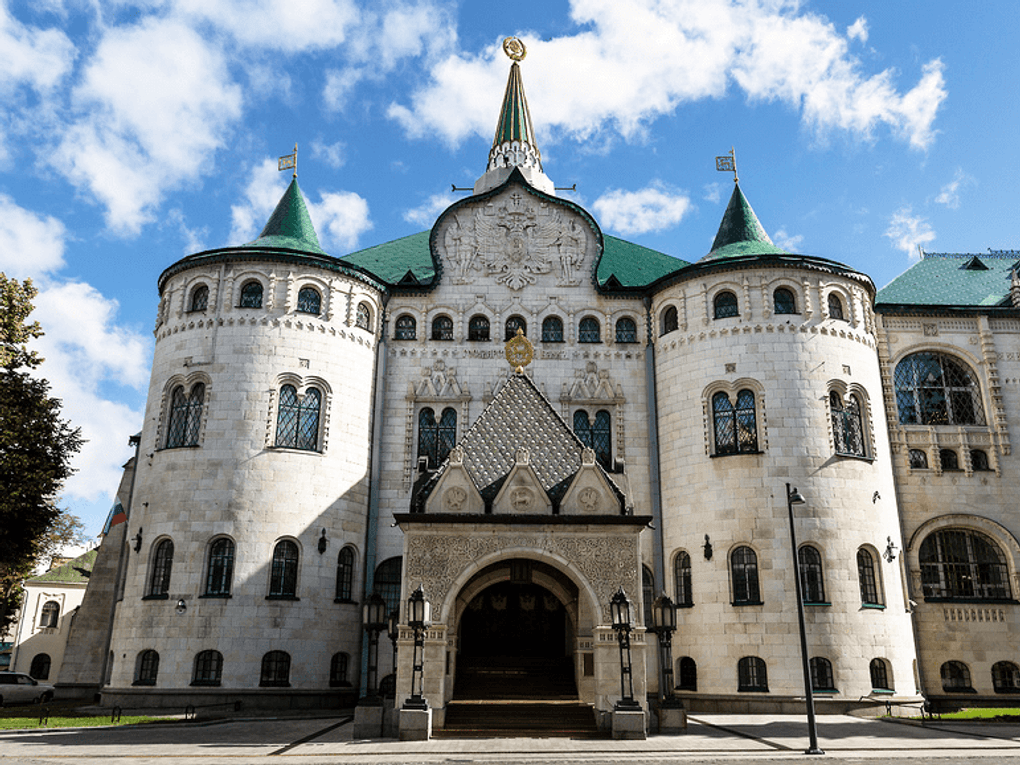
left=441, top=189, right=589, bottom=290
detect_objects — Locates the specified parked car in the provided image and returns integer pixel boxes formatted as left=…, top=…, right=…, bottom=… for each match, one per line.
left=0, top=672, right=55, bottom=705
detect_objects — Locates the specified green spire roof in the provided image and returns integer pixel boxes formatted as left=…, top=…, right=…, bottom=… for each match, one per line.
left=28, top=549, right=97, bottom=585
left=493, top=61, right=538, bottom=151
left=245, top=178, right=327, bottom=255
left=701, top=183, right=788, bottom=261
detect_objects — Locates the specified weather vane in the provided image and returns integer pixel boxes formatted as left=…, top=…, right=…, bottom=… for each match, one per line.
left=502, top=36, right=526, bottom=62
left=504, top=328, right=534, bottom=374
left=278, top=143, right=298, bottom=178
left=715, top=147, right=738, bottom=183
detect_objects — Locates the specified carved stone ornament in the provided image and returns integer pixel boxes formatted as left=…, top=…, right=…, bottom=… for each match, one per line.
left=578, top=487, right=600, bottom=513
left=510, top=486, right=534, bottom=511
left=444, top=486, right=468, bottom=512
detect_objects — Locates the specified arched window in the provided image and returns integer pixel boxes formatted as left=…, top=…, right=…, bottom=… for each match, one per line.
left=134, top=650, right=159, bottom=686
left=260, top=651, right=291, bottom=687
left=356, top=302, right=372, bottom=330
left=29, top=653, right=51, bottom=680
left=712, top=390, right=758, bottom=455
left=798, top=545, right=826, bottom=603
left=330, top=652, right=351, bottom=687
left=431, top=315, right=453, bottom=341
left=992, top=661, right=1020, bottom=694
left=269, top=540, right=299, bottom=598
left=831, top=392, right=866, bottom=456
left=204, top=538, right=234, bottom=596
left=275, top=385, right=321, bottom=451
left=810, top=657, right=836, bottom=691
left=909, top=449, right=929, bottom=469
left=417, top=407, right=456, bottom=468
left=773, top=287, right=797, bottom=314
left=373, top=557, right=403, bottom=614
left=920, top=529, right=1010, bottom=601
left=939, top=448, right=960, bottom=471
left=192, top=650, right=223, bottom=686
left=541, top=316, right=564, bottom=342
left=39, top=600, right=60, bottom=628
left=737, top=657, right=767, bottom=692
left=870, top=658, right=892, bottom=691
left=674, top=551, right=693, bottom=607
left=505, top=315, right=526, bottom=341
left=468, top=315, right=490, bottom=341
left=661, top=306, right=678, bottom=335
left=573, top=409, right=612, bottom=469
left=857, top=548, right=881, bottom=606
left=239, top=280, right=263, bottom=308
left=166, top=383, right=205, bottom=448
left=971, top=449, right=991, bottom=471
left=827, top=293, right=845, bottom=321
left=677, top=657, right=697, bottom=690
left=578, top=316, right=601, bottom=343
left=940, top=660, right=974, bottom=692
left=148, top=539, right=173, bottom=598
left=642, top=566, right=655, bottom=627
left=394, top=314, right=416, bottom=340
left=893, top=352, right=985, bottom=425
left=189, top=285, right=209, bottom=312
left=335, top=547, right=355, bottom=602
left=731, top=546, right=761, bottom=605
left=297, top=286, right=321, bottom=314
left=713, top=291, right=739, bottom=319
left=615, top=317, right=638, bottom=343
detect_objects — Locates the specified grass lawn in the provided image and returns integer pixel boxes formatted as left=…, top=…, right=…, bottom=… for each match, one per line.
left=0, top=700, right=171, bottom=730
left=915, top=707, right=1020, bottom=721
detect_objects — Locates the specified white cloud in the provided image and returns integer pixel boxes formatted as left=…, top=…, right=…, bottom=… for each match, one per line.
left=323, top=66, right=367, bottom=112
left=592, top=183, right=692, bottom=236
left=389, top=0, right=946, bottom=150
left=311, top=139, right=347, bottom=169
left=403, top=192, right=457, bottom=227
left=0, top=3, right=75, bottom=94
left=773, top=228, right=804, bottom=252
left=0, top=194, right=67, bottom=279
left=885, top=206, right=935, bottom=260
left=703, top=182, right=722, bottom=204
left=175, top=0, right=359, bottom=52
left=847, top=16, right=868, bottom=43
left=935, top=168, right=973, bottom=210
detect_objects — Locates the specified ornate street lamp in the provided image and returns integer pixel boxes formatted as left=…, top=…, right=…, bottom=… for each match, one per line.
left=362, top=592, right=387, bottom=702
left=386, top=608, right=400, bottom=696
left=403, top=584, right=431, bottom=711
left=610, top=587, right=640, bottom=709
left=651, top=592, right=682, bottom=709
left=787, top=483, right=824, bottom=755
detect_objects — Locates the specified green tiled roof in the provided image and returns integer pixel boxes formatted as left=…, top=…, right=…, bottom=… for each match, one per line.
left=29, top=549, right=97, bottom=585
left=342, top=232, right=435, bottom=285
left=493, top=62, right=538, bottom=153
left=701, top=183, right=788, bottom=261
left=876, top=252, right=1019, bottom=307
left=599, top=236, right=688, bottom=286
left=245, top=179, right=327, bottom=256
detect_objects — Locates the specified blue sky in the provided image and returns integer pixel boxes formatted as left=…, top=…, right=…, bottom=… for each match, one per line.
left=2, top=0, right=1018, bottom=540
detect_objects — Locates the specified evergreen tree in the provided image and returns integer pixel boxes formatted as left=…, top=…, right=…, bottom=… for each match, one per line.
left=0, top=274, right=83, bottom=634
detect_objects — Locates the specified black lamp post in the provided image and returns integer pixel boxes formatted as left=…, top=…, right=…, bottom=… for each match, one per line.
left=386, top=608, right=400, bottom=696
left=787, top=483, right=824, bottom=755
left=652, top=592, right=682, bottom=708
left=610, top=587, right=640, bottom=709
left=362, top=593, right=387, bottom=702
left=403, top=584, right=431, bottom=711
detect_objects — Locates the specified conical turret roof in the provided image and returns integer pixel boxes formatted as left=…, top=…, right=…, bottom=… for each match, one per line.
left=490, top=60, right=541, bottom=167
left=701, top=183, right=788, bottom=261
left=245, top=178, right=327, bottom=255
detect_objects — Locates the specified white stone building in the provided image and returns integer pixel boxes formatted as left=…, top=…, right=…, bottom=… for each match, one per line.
left=91, top=43, right=1020, bottom=730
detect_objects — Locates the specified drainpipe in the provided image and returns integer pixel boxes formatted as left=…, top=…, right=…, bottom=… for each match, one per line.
left=643, top=297, right=666, bottom=591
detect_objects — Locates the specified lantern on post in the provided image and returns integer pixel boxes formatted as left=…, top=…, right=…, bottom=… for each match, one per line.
left=361, top=593, right=387, bottom=702
left=652, top=592, right=681, bottom=708
left=386, top=608, right=400, bottom=695
left=403, top=585, right=431, bottom=711
left=610, top=587, right=640, bottom=709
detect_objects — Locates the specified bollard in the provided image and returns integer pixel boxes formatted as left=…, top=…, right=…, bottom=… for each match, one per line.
left=39, top=706, right=49, bottom=727
left=111, top=706, right=122, bottom=724
left=184, top=704, right=196, bottom=721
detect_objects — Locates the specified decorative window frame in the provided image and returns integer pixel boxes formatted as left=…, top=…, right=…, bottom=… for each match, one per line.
left=293, top=281, right=325, bottom=317
left=729, top=544, right=763, bottom=606
left=869, top=657, right=894, bottom=692
left=560, top=362, right=626, bottom=472
left=392, top=308, right=421, bottom=340
left=403, top=361, right=471, bottom=490
left=354, top=300, right=374, bottom=332
left=659, top=303, right=681, bottom=336
left=890, top=345, right=991, bottom=429
left=610, top=310, right=641, bottom=345
left=467, top=313, right=492, bottom=342
left=710, top=287, right=741, bottom=320
left=156, top=373, right=211, bottom=451
left=266, top=374, right=332, bottom=454
left=798, top=543, right=829, bottom=605
left=504, top=313, right=528, bottom=341
left=672, top=549, right=693, bottom=607
left=764, top=278, right=803, bottom=319
left=186, top=281, right=211, bottom=313
left=202, top=535, right=236, bottom=598
left=825, top=380, right=875, bottom=461
left=577, top=315, right=602, bottom=344
left=235, top=273, right=269, bottom=309
left=857, top=544, right=885, bottom=608
left=703, top=379, right=767, bottom=456
left=430, top=312, right=455, bottom=341
left=823, top=287, right=851, bottom=323
left=144, top=536, right=174, bottom=600
left=539, top=313, right=565, bottom=343
left=267, top=537, right=302, bottom=600
left=335, top=545, right=358, bottom=604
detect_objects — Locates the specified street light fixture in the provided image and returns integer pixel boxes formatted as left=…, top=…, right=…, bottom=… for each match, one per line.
left=403, top=584, right=431, bottom=711
left=787, top=483, right=824, bottom=756
left=362, top=593, right=387, bottom=702
left=386, top=608, right=400, bottom=696
left=610, top=587, right=640, bottom=710
left=652, top=592, right=682, bottom=709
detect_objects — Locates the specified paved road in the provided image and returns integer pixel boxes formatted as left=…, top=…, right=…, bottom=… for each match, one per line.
left=1, top=713, right=1018, bottom=764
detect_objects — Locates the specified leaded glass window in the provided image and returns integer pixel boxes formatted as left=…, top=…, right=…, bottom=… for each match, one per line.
left=714, top=291, right=739, bottom=319
left=615, top=317, right=638, bottom=343
left=578, top=316, right=600, bottom=343
left=674, top=551, right=692, bottom=607
left=920, top=529, right=1010, bottom=601
left=40, top=601, right=59, bottom=628
left=971, top=449, right=991, bottom=471
left=297, top=286, right=321, bottom=314
left=239, top=281, right=263, bottom=308
left=799, top=546, right=826, bottom=603
left=773, top=287, right=797, bottom=314
left=505, top=315, right=526, bottom=341
left=731, top=546, right=760, bottom=604
left=857, top=548, right=880, bottom=605
left=831, top=392, right=865, bottom=456
left=189, top=285, right=209, bottom=312
left=894, top=352, right=985, bottom=425
left=909, top=449, right=929, bottom=469
left=542, top=316, right=563, bottom=342
left=192, top=650, right=222, bottom=686
left=827, top=293, right=845, bottom=320
left=810, top=657, right=835, bottom=691
left=940, top=660, right=973, bottom=692
left=662, top=306, right=678, bottom=335
left=269, top=540, right=299, bottom=598
left=417, top=407, right=456, bottom=468
left=394, top=314, right=416, bottom=340
left=992, top=661, right=1020, bottom=694
left=642, top=566, right=655, bottom=628
left=356, top=302, right=372, bottom=330
left=431, top=315, right=454, bottom=340
left=573, top=409, right=611, bottom=469
left=373, top=557, right=402, bottom=614
left=205, top=538, right=234, bottom=596
left=738, top=657, right=767, bottom=691
left=713, top=390, right=758, bottom=455
left=940, top=448, right=959, bottom=471
left=330, top=652, right=350, bottom=687
left=468, top=315, right=490, bottom=341
left=678, top=657, right=697, bottom=690
left=260, top=651, right=291, bottom=687
left=870, top=658, right=891, bottom=691
left=149, top=539, right=173, bottom=597
left=336, top=547, right=354, bottom=602
left=135, top=650, right=159, bottom=686
left=166, top=383, right=204, bottom=448
left=275, top=385, right=321, bottom=451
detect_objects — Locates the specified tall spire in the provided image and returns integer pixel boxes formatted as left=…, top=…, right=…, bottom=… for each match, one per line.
left=701, top=182, right=788, bottom=261
left=474, top=37, right=554, bottom=195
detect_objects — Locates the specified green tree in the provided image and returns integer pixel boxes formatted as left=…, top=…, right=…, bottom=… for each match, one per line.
left=0, top=274, right=83, bottom=634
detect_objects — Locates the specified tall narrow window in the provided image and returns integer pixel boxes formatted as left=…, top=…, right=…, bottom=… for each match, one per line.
left=677, top=657, right=697, bottom=690
left=542, top=316, right=563, bottom=342
left=269, top=540, right=299, bottom=598
left=642, top=566, right=655, bottom=628
left=919, top=529, right=1010, bottom=600
left=578, top=316, right=601, bottom=343
left=737, top=657, right=768, bottom=692
left=356, top=302, right=372, bottom=330
left=336, top=547, right=355, bottom=602
left=239, top=281, right=263, bottom=308
left=810, top=657, right=836, bottom=691
left=992, top=661, right=1020, bottom=694
left=798, top=545, right=826, bottom=603
left=468, top=315, right=490, bottom=341
left=29, top=653, right=51, bottom=680
left=148, top=539, right=173, bottom=598
left=297, top=286, right=321, bottom=314
left=831, top=392, right=865, bottom=456
left=573, top=410, right=612, bottom=469
left=870, top=658, right=892, bottom=691
left=275, top=385, right=321, bottom=451
left=189, top=285, right=209, bottom=312
left=615, top=317, right=637, bottom=343
left=827, top=293, right=845, bottom=320
left=192, top=650, right=223, bottom=686
left=661, top=306, right=678, bottom=335
left=894, top=352, right=985, bottom=425
left=857, top=548, right=880, bottom=606
left=39, top=600, right=60, bottom=628
left=204, top=538, right=234, bottom=596
left=731, top=546, right=761, bottom=605
left=431, top=315, right=453, bottom=340
left=374, top=557, right=402, bottom=614
left=713, top=390, right=758, bottom=454
left=940, top=661, right=974, bottom=692
left=330, top=652, right=351, bottom=687
left=674, top=551, right=693, bottom=607
left=260, top=651, right=291, bottom=687
left=505, top=315, right=526, bottom=340
left=166, top=383, right=204, bottom=448
left=417, top=407, right=456, bottom=468
left=134, top=650, right=159, bottom=686
left=713, top=291, right=739, bottom=319
left=773, top=287, right=796, bottom=314
left=394, top=314, right=416, bottom=340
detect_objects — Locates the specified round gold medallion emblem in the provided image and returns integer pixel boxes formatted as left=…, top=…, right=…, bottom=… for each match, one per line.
left=505, top=328, right=534, bottom=373
left=502, top=36, right=527, bottom=62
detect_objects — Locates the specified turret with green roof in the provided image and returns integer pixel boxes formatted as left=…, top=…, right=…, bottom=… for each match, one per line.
left=244, top=178, right=327, bottom=256
left=700, top=182, right=789, bottom=261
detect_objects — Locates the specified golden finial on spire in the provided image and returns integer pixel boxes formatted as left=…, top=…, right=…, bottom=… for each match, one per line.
left=715, top=146, right=738, bottom=183
left=504, top=327, right=533, bottom=374
left=278, top=143, right=298, bottom=178
left=502, top=36, right=526, bottom=62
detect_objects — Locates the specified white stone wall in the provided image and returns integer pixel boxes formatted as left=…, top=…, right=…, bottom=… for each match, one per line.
left=12, top=582, right=87, bottom=682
